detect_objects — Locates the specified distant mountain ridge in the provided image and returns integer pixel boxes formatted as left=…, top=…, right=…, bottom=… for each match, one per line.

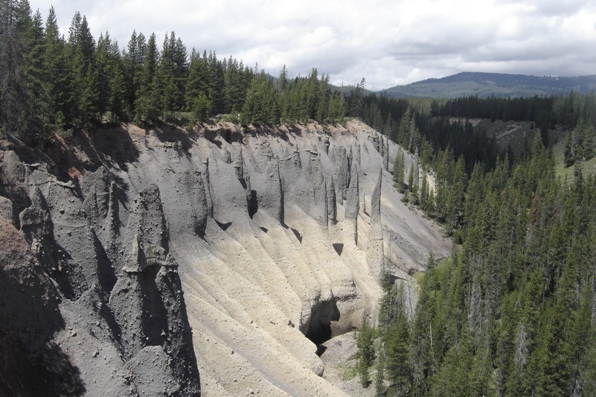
left=381, top=72, right=596, bottom=98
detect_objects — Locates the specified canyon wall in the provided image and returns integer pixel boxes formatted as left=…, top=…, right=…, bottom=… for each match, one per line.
left=0, top=119, right=450, bottom=396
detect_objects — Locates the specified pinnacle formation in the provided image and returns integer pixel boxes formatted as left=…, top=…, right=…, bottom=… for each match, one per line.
left=0, top=120, right=449, bottom=396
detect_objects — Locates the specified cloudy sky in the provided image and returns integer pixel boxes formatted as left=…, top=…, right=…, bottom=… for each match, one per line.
left=31, top=0, right=596, bottom=91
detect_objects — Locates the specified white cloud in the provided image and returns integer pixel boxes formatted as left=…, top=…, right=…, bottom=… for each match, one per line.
left=30, top=0, right=596, bottom=90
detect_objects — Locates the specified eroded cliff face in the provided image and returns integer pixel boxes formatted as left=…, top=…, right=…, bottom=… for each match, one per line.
left=0, top=120, right=450, bottom=396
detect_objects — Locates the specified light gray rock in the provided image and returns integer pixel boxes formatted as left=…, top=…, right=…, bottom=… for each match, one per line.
left=0, top=195, right=15, bottom=225
left=367, top=169, right=384, bottom=279
left=326, top=177, right=337, bottom=224
left=334, top=147, right=350, bottom=202
left=0, top=120, right=453, bottom=397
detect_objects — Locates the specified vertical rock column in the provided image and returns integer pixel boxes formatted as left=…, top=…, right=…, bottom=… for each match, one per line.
left=264, top=160, right=284, bottom=225
left=311, top=154, right=328, bottom=225
left=383, top=137, right=390, bottom=172
left=293, top=146, right=302, bottom=169
left=192, top=163, right=209, bottom=238
left=335, top=147, right=350, bottom=202
left=326, top=177, right=337, bottom=224
left=345, top=163, right=360, bottom=246
left=367, top=170, right=384, bottom=279
left=109, top=184, right=201, bottom=396
left=202, top=158, right=214, bottom=218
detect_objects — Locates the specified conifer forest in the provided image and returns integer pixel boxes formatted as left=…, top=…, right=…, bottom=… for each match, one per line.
left=2, top=1, right=596, bottom=396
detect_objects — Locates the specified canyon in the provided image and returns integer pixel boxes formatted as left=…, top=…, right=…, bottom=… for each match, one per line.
left=0, top=119, right=450, bottom=396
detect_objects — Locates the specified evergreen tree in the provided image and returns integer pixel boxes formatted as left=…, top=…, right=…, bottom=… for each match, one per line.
left=241, top=72, right=279, bottom=125
left=446, top=155, right=466, bottom=234
left=357, top=317, right=375, bottom=387
left=65, top=13, right=99, bottom=126
left=375, top=349, right=386, bottom=396
left=0, top=0, right=29, bottom=136
left=134, top=33, right=159, bottom=123
left=207, top=51, right=225, bottom=114
left=20, top=6, right=50, bottom=137
left=385, top=309, right=411, bottom=395
left=420, top=170, right=428, bottom=209
left=43, top=6, right=71, bottom=128
left=276, top=64, right=288, bottom=92
left=393, top=148, right=405, bottom=192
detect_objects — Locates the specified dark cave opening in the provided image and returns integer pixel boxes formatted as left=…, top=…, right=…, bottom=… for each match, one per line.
left=332, top=243, right=344, bottom=256
left=305, top=300, right=340, bottom=348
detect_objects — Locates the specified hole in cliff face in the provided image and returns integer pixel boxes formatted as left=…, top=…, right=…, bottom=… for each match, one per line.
left=248, top=190, right=258, bottom=218
left=332, top=243, right=343, bottom=256
left=291, top=228, right=303, bottom=243
left=215, top=219, right=232, bottom=231
left=306, top=300, right=340, bottom=348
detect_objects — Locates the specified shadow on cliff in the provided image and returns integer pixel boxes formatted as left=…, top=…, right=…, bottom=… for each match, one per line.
left=4, top=124, right=140, bottom=183
left=150, top=124, right=194, bottom=154
left=0, top=217, right=86, bottom=396
left=87, top=124, right=141, bottom=170
left=0, top=339, right=87, bottom=397
left=305, top=300, right=340, bottom=346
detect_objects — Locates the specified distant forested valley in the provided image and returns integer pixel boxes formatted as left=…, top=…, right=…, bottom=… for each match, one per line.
left=2, top=2, right=596, bottom=396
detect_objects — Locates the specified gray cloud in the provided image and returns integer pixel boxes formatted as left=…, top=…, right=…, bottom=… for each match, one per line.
left=31, top=0, right=596, bottom=90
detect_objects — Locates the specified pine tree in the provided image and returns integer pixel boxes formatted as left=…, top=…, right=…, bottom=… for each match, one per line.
left=241, top=72, right=279, bottom=125
left=0, top=0, right=28, bottom=136
left=208, top=51, right=225, bottom=114
left=43, top=6, right=71, bottom=128
left=393, top=148, right=405, bottom=192
left=385, top=308, right=411, bottom=395
left=420, top=170, right=428, bottom=210
left=134, top=33, right=159, bottom=123
left=375, top=349, right=386, bottom=396
left=447, top=156, right=467, bottom=235
left=66, top=13, right=98, bottom=127
left=20, top=6, right=50, bottom=138
left=224, top=56, right=244, bottom=113
left=357, top=317, right=375, bottom=387
left=185, top=48, right=209, bottom=114
left=159, top=32, right=177, bottom=118
left=191, top=92, right=212, bottom=123
left=564, top=130, right=575, bottom=167
left=276, top=64, right=288, bottom=92
left=396, top=107, right=412, bottom=146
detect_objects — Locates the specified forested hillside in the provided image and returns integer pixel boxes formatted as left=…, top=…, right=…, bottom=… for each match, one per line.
left=0, top=2, right=347, bottom=142
left=354, top=95, right=596, bottom=397
left=2, top=1, right=594, bottom=171
left=360, top=136, right=596, bottom=396
left=3, top=2, right=596, bottom=397
left=382, top=72, right=596, bottom=99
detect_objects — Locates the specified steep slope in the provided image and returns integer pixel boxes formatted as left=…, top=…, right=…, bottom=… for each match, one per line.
left=0, top=119, right=450, bottom=396
left=0, top=145, right=201, bottom=395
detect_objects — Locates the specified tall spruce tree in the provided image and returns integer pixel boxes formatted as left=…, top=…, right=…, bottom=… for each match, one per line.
left=0, top=0, right=28, bottom=136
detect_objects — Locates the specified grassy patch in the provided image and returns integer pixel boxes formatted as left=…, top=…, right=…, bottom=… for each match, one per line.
left=337, top=363, right=358, bottom=381
left=434, top=257, right=452, bottom=274
left=412, top=256, right=452, bottom=286
left=551, top=128, right=596, bottom=183
left=412, top=271, right=426, bottom=284
left=475, top=119, right=536, bottom=152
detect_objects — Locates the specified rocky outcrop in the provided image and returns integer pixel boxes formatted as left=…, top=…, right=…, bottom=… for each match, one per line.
left=0, top=216, right=73, bottom=397
left=326, top=177, right=337, bottom=224
left=334, top=146, right=350, bottom=202
left=0, top=145, right=201, bottom=396
left=345, top=163, right=360, bottom=245
left=0, top=120, right=450, bottom=397
left=367, top=169, right=385, bottom=279
left=383, top=137, right=390, bottom=172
